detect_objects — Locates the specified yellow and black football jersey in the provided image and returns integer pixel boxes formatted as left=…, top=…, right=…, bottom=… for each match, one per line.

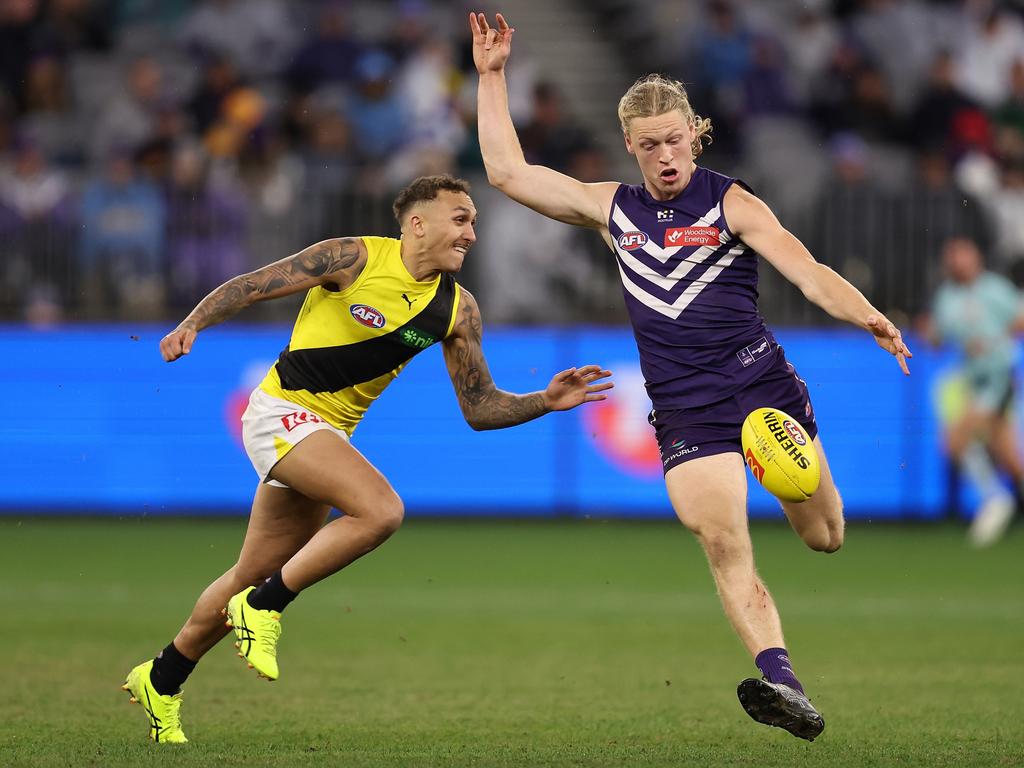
left=259, top=236, right=461, bottom=434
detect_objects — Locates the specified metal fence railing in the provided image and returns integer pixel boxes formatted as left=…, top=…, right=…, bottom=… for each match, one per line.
left=1, top=181, right=994, bottom=327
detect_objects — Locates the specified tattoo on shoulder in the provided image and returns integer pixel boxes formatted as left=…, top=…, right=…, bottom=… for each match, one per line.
left=244, top=238, right=362, bottom=295
left=296, top=238, right=361, bottom=277
left=449, top=292, right=490, bottom=407
left=457, top=291, right=482, bottom=339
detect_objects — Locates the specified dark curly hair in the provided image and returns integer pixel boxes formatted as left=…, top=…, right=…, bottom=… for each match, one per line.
left=392, top=174, right=472, bottom=224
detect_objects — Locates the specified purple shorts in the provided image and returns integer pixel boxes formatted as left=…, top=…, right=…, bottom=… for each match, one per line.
left=650, top=360, right=818, bottom=474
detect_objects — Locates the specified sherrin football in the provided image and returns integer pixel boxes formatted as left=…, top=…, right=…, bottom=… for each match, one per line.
left=741, top=407, right=820, bottom=503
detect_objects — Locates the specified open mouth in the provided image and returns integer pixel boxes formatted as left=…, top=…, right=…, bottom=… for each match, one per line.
left=453, top=244, right=469, bottom=255
left=660, top=168, right=679, bottom=183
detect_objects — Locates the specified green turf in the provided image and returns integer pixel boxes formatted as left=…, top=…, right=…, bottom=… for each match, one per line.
left=1, top=517, right=1021, bottom=767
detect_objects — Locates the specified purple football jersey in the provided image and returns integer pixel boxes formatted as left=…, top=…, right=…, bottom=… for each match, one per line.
left=608, top=167, right=781, bottom=409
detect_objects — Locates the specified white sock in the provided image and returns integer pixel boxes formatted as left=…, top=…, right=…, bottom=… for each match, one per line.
left=960, top=443, right=1007, bottom=502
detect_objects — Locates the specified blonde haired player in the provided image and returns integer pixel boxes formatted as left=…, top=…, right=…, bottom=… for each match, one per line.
left=121, top=174, right=613, bottom=743
left=471, top=12, right=912, bottom=741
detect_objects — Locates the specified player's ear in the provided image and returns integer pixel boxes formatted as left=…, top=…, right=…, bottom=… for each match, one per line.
left=623, top=130, right=635, bottom=155
left=409, top=212, right=426, bottom=237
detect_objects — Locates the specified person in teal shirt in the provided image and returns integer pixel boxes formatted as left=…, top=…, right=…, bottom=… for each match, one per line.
left=932, top=236, right=1024, bottom=545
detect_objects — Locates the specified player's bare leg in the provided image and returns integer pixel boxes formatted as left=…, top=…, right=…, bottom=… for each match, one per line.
left=174, top=484, right=330, bottom=660
left=666, top=453, right=784, bottom=655
left=779, top=436, right=844, bottom=553
left=666, top=452, right=824, bottom=741
left=123, top=484, right=328, bottom=740
left=269, top=430, right=405, bottom=591
left=988, top=415, right=1024, bottom=481
left=945, top=408, right=988, bottom=461
left=967, top=415, right=1021, bottom=546
left=223, top=430, right=405, bottom=680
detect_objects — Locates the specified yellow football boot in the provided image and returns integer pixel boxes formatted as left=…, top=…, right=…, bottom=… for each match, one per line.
left=122, top=660, right=188, bottom=743
left=225, top=586, right=282, bottom=681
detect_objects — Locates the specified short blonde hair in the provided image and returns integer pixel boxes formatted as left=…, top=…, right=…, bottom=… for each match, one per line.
left=617, top=74, right=713, bottom=158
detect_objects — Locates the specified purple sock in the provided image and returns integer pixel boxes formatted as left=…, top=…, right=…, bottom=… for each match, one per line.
left=755, top=647, right=804, bottom=694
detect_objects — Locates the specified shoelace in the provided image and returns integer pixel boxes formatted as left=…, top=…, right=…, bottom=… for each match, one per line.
left=164, top=693, right=184, bottom=732
left=258, top=616, right=281, bottom=655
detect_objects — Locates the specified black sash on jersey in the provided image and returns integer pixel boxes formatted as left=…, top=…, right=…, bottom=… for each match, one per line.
left=275, top=274, right=456, bottom=394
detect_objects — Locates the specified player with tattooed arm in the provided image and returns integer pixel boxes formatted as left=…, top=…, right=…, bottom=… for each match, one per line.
left=121, top=174, right=613, bottom=743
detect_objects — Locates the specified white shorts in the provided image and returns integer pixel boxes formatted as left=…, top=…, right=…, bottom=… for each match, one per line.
left=241, top=388, right=349, bottom=488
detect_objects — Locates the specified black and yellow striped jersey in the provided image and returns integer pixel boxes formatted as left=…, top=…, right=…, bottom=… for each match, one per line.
left=260, top=236, right=462, bottom=434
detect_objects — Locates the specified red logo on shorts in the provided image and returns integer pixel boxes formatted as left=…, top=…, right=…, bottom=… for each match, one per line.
left=281, top=411, right=323, bottom=432
left=783, top=419, right=806, bottom=445
left=744, top=448, right=766, bottom=481
left=664, top=226, right=720, bottom=247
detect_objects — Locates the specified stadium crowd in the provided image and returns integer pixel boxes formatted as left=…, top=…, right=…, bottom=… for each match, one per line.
left=1, top=0, right=1023, bottom=327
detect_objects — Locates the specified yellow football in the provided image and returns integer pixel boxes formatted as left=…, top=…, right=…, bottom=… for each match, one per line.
left=741, top=407, right=820, bottom=503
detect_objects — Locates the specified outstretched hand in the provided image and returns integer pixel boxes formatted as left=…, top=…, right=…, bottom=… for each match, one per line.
left=159, top=325, right=197, bottom=362
left=543, top=365, right=614, bottom=411
left=867, top=314, right=912, bottom=375
left=469, top=11, right=513, bottom=74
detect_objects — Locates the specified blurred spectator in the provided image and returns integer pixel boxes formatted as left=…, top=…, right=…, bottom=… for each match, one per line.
left=987, top=160, right=1024, bottom=283
left=38, top=0, right=114, bottom=53
left=236, top=131, right=307, bottom=275
left=833, top=64, right=907, bottom=145
left=286, top=1, right=363, bottom=95
left=0, top=134, right=75, bottom=319
left=954, top=4, right=1024, bottom=108
left=778, top=3, right=839, bottom=107
left=992, top=57, right=1024, bottom=161
left=179, top=0, right=301, bottom=80
left=115, top=0, right=191, bottom=32
left=896, top=149, right=992, bottom=319
left=0, top=0, right=43, bottom=114
left=346, top=50, right=408, bottom=170
left=381, top=0, right=435, bottom=67
left=164, top=145, right=249, bottom=309
left=188, top=53, right=245, bottom=136
left=806, top=133, right=898, bottom=313
left=742, top=34, right=794, bottom=118
left=518, top=82, right=592, bottom=173
left=477, top=145, right=620, bottom=324
left=78, top=147, right=166, bottom=318
left=203, top=87, right=268, bottom=161
left=395, top=37, right=466, bottom=158
left=910, top=50, right=981, bottom=156
left=301, top=101, right=357, bottom=200
left=847, top=0, right=941, bottom=111
left=808, top=36, right=867, bottom=137
left=681, top=0, right=754, bottom=155
left=21, top=52, right=84, bottom=166
left=89, top=55, right=169, bottom=161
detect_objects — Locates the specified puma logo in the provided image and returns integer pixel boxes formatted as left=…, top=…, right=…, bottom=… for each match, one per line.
left=402, top=293, right=417, bottom=310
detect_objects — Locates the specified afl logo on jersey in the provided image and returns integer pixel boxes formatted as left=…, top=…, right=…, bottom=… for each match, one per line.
left=617, top=231, right=648, bottom=251
left=350, top=304, right=386, bottom=328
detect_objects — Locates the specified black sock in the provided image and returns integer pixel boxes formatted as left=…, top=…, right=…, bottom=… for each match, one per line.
left=149, top=642, right=197, bottom=696
left=246, top=570, right=298, bottom=613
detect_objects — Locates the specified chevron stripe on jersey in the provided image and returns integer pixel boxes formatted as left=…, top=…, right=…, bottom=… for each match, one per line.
left=607, top=168, right=780, bottom=410
left=612, top=200, right=749, bottom=318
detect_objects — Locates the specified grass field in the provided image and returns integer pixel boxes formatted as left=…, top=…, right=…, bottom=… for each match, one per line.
left=2, top=517, right=1022, bottom=768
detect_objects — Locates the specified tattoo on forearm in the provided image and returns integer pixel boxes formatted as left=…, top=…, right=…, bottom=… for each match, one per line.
left=469, top=390, right=547, bottom=430
left=181, top=238, right=361, bottom=331
left=450, top=293, right=548, bottom=429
